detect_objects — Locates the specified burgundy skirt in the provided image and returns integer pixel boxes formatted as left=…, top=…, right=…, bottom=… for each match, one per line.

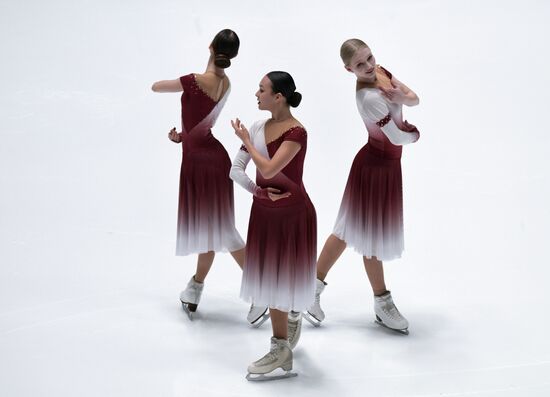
left=240, top=199, right=317, bottom=312
left=333, top=143, right=404, bottom=261
left=176, top=138, right=245, bottom=256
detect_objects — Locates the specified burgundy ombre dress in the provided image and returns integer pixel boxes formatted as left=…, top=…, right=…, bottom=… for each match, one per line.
left=230, top=120, right=317, bottom=312
left=175, top=73, right=245, bottom=256
left=333, top=66, right=419, bottom=261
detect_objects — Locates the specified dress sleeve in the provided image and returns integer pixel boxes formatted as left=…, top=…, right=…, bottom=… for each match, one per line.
left=179, top=74, right=193, bottom=91
left=230, top=149, right=257, bottom=195
left=357, top=90, right=419, bottom=145
left=229, top=121, right=269, bottom=199
left=282, top=126, right=307, bottom=147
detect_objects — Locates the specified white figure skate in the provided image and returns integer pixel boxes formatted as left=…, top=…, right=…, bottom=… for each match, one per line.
left=246, top=337, right=297, bottom=381
left=288, top=311, right=302, bottom=350
left=304, top=279, right=326, bottom=327
left=179, top=276, right=204, bottom=320
left=247, top=303, right=269, bottom=327
left=374, top=291, right=409, bottom=335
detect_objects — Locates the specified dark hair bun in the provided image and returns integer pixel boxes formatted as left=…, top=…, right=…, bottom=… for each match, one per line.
left=211, top=29, right=239, bottom=69
left=287, top=91, right=302, bottom=107
left=214, top=53, right=231, bottom=68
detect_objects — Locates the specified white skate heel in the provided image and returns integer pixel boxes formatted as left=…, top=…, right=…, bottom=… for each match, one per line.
left=246, top=337, right=297, bottom=381
left=288, top=311, right=302, bottom=349
left=179, top=276, right=204, bottom=320
left=304, top=279, right=326, bottom=327
left=247, top=303, right=269, bottom=327
left=374, top=291, right=409, bottom=335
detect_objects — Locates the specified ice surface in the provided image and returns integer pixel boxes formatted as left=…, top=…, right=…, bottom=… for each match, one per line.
left=1, top=1, right=550, bottom=396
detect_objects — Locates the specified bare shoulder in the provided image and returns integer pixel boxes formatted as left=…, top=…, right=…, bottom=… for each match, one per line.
left=195, top=73, right=229, bottom=87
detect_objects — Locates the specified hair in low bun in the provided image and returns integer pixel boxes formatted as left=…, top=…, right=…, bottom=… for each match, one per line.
left=287, top=91, right=302, bottom=108
left=214, top=53, right=231, bottom=68
left=211, top=29, right=240, bottom=69
left=266, top=71, right=302, bottom=108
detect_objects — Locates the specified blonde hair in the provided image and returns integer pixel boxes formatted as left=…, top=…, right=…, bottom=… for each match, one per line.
left=340, top=38, right=368, bottom=66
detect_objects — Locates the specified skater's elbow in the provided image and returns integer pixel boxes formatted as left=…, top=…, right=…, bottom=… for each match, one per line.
left=229, top=166, right=239, bottom=181
left=259, top=168, right=277, bottom=179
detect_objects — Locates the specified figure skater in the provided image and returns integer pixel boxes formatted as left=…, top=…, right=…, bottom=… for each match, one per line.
left=305, top=39, right=420, bottom=335
left=151, top=29, right=246, bottom=319
left=230, top=71, right=316, bottom=380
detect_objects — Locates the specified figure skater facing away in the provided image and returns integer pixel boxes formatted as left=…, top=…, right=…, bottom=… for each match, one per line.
left=151, top=29, right=246, bottom=319
left=230, top=71, right=316, bottom=380
left=305, top=39, right=420, bottom=335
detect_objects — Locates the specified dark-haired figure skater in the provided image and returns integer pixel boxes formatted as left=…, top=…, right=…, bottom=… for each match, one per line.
left=151, top=29, right=246, bottom=319
left=230, top=71, right=316, bottom=380
left=306, top=39, right=419, bottom=334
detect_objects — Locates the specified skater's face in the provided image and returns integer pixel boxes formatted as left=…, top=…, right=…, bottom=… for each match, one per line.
left=255, top=76, right=284, bottom=111
left=346, top=46, right=376, bottom=82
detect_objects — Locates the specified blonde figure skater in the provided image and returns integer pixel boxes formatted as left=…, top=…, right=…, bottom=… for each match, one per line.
left=230, top=71, right=316, bottom=380
left=151, top=29, right=246, bottom=319
left=305, top=39, right=420, bottom=334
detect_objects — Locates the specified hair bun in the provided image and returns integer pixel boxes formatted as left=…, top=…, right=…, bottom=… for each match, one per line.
left=214, top=53, right=231, bottom=68
left=287, top=91, right=302, bottom=107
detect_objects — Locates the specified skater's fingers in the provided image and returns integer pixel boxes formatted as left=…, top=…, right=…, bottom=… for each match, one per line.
left=269, top=192, right=291, bottom=201
left=266, top=187, right=281, bottom=193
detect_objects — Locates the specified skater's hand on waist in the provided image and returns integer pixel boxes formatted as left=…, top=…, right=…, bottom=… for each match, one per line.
left=168, top=127, right=182, bottom=143
left=266, top=187, right=291, bottom=202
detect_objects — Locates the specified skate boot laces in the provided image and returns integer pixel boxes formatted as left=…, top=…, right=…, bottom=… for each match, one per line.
left=253, top=341, right=284, bottom=366
left=380, top=298, right=404, bottom=321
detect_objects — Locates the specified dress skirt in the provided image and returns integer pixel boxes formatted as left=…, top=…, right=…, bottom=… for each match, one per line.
left=240, top=199, right=317, bottom=312
left=176, top=138, right=245, bottom=256
left=333, top=143, right=404, bottom=261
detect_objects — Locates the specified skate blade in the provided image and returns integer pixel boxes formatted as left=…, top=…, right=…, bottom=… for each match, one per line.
left=180, top=301, right=197, bottom=321
left=375, top=318, right=409, bottom=335
left=246, top=371, right=297, bottom=381
left=250, top=313, right=270, bottom=328
left=303, top=312, right=322, bottom=327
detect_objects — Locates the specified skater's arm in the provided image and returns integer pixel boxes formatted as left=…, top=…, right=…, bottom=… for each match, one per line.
left=151, top=79, right=183, bottom=93
left=358, top=91, right=419, bottom=145
left=231, top=119, right=300, bottom=179
left=247, top=141, right=300, bottom=179
left=230, top=149, right=270, bottom=198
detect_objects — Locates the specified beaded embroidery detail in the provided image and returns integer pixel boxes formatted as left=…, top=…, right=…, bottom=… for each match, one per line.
left=376, top=114, right=392, bottom=127
left=190, top=74, right=219, bottom=103
left=266, top=126, right=306, bottom=146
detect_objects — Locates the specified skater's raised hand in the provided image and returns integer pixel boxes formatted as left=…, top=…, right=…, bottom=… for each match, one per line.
left=168, top=127, right=182, bottom=143
left=379, top=84, right=408, bottom=105
left=231, top=118, right=251, bottom=144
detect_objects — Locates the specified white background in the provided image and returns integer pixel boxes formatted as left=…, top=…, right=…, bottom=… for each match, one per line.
left=1, top=0, right=549, bottom=395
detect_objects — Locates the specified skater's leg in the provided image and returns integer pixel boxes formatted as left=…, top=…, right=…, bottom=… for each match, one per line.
left=270, top=308, right=288, bottom=340
left=316, top=234, right=346, bottom=281
left=364, top=256, right=409, bottom=333
left=304, top=234, right=344, bottom=325
left=363, top=256, right=387, bottom=296
left=230, top=248, right=245, bottom=269
left=194, top=251, right=215, bottom=283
